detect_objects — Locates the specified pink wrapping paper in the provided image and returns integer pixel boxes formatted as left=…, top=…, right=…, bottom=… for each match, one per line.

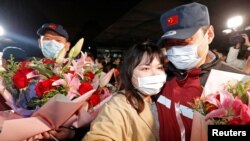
left=0, top=89, right=96, bottom=140
left=0, top=115, right=51, bottom=140
left=190, top=111, right=207, bottom=141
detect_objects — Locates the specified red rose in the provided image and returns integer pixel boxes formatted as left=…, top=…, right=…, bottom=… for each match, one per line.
left=12, top=67, right=33, bottom=89
left=19, top=61, right=30, bottom=68
left=13, top=71, right=30, bottom=89
left=35, top=75, right=60, bottom=97
left=84, top=71, right=95, bottom=82
left=78, top=82, right=93, bottom=95
left=42, top=59, right=56, bottom=64
left=88, top=91, right=101, bottom=109
left=50, top=75, right=60, bottom=81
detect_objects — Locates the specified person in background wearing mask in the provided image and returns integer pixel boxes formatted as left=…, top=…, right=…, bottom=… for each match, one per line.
left=83, top=41, right=166, bottom=141
left=27, top=23, right=89, bottom=141
left=37, top=23, right=70, bottom=59
left=156, top=2, right=245, bottom=141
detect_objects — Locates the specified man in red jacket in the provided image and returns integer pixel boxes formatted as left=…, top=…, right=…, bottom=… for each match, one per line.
left=156, top=2, right=245, bottom=141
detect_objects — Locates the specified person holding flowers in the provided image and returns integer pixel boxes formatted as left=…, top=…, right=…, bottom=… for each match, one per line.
left=0, top=23, right=113, bottom=140
left=83, top=41, right=166, bottom=141
left=156, top=2, right=247, bottom=141
left=26, top=23, right=96, bottom=140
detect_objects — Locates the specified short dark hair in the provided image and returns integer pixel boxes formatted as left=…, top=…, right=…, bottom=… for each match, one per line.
left=119, top=41, right=165, bottom=113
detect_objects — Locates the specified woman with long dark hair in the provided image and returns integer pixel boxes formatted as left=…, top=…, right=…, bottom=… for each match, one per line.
left=83, top=41, right=167, bottom=141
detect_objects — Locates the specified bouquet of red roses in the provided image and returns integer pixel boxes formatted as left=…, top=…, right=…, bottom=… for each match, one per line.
left=0, top=38, right=114, bottom=140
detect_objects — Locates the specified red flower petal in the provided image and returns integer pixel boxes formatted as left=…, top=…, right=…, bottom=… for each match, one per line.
left=78, top=82, right=93, bottom=95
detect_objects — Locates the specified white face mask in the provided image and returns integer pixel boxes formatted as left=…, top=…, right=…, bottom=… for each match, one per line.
left=134, top=74, right=167, bottom=96
left=40, top=37, right=64, bottom=59
left=167, top=37, right=206, bottom=70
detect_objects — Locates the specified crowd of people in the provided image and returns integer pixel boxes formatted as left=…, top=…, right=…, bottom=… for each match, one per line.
left=0, top=2, right=249, bottom=141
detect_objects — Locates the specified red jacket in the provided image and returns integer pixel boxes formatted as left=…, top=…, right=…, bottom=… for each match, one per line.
left=157, top=68, right=202, bottom=141
left=157, top=53, right=245, bottom=141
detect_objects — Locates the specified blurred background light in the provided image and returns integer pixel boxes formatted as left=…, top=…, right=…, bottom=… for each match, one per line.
left=227, top=16, right=243, bottom=29
left=0, top=26, right=4, bottom=36
left=222, top=29, right=233, bottom=34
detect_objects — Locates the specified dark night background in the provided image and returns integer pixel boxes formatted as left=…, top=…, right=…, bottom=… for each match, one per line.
left=0, top=0, right=250, bottom=58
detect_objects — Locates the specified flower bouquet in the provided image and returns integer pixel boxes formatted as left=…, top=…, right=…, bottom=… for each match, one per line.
left=189, top=69, right=250, bottom=141
left=0, top=38, right=114, bottom=140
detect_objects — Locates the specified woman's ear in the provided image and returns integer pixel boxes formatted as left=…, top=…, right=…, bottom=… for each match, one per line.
left=207, top=25, right=215, bottom=44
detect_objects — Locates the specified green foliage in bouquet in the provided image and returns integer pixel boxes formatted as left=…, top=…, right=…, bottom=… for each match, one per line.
left=28, top=86, right=67, bottom=108
left=0, top=55, right=21, bottom=99
left=0, top=38, right=114, bottom=118
left=226, top=80, right=250, bottom=104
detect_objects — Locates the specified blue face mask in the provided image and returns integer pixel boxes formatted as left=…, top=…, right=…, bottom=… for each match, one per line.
left=167, top=37, right=207, bottom=70
left=41, top=40, right=64, bottom=59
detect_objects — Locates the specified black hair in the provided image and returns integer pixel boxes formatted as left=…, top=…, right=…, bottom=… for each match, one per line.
left=119, top=41, right=165, bottom=113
